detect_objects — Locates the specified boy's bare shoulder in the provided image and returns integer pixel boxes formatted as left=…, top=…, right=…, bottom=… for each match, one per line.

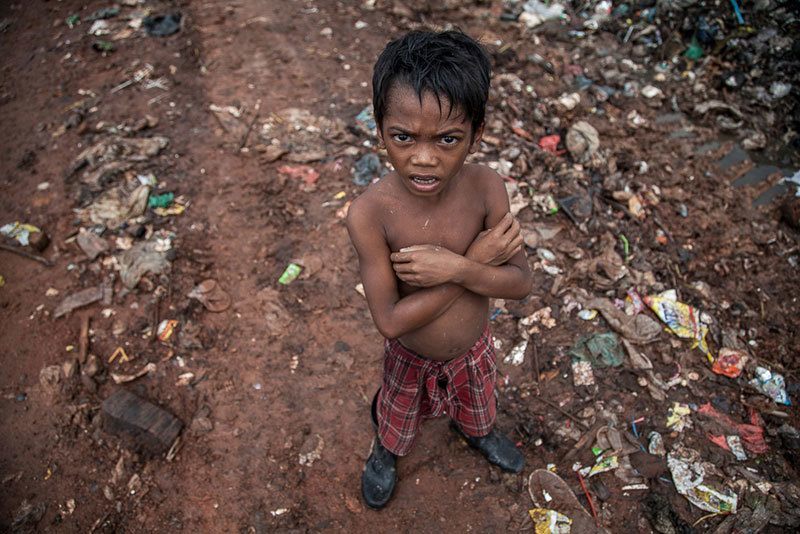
left=346, top=172, right=398, bottom=229
left=462, top=163, right=506, bottom=194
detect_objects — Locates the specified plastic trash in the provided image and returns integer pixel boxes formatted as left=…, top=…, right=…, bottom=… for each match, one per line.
left=354, top=105, right=376, bottom=135
left=644, top=291, right=711, bottom=360
left=504, top=340, right=528, bottom=366
left=572, top=361, right=595, bottom=386
left=143, top=13, right=182, bottom=37
left=698, top=403, right=768, bottom=455
left=569, top=332, right=624, bottom=368
left=352, top=153, right=382, bottom=186
left=565, top=121, right=599, bottom=162
left=148, top=192, right=174, bottom=209
left=539, top=135, right=562, bottom=154
left=711, top=348, right=747, bottom=378
left=1, top=222, right=41, bottom=247
left=749, top=367, right=791, bottom=405
left=518, top=1, right=565, bottom=28
left=648, top=432, right=666, bottom=456
left=666, top=402, right=692, bottom=431
left=667, top=452, right=737, bottom=514
left=529, top=508, right=572, bottom=533
left=278, top=263, right=303, bottom=285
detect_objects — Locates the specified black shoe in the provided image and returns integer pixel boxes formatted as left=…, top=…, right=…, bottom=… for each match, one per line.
left=361, top=438, right=397, bottom=509
left=451, top=422, right=525, bottom=474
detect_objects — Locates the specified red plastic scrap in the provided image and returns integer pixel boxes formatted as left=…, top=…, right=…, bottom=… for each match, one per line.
left=698, top=403, right=768, bottom=455
left=278, top=165, right=319, bottom=185
left=711, top=348, right=747, bottom=378
left=539, top=134, right=563, bottom=154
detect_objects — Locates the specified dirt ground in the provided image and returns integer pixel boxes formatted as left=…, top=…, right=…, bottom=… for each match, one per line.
left=1, top=0, right=799, bottom=532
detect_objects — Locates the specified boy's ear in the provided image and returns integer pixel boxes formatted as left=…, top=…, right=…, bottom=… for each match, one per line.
left=376, top=125, right=386, bottom=148
left=468, top=122, right=485, bottom=154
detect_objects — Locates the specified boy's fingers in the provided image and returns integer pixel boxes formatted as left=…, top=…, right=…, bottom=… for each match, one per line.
left=390, top=252, right=410, bottom=262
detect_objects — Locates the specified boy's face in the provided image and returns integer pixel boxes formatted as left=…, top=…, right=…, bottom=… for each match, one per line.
left=378, top=83, right=483, bottom=197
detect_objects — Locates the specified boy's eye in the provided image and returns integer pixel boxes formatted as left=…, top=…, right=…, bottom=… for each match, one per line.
left=392, top=134, right=412, bottom=143
left=441, top=136, right=459, bottom=145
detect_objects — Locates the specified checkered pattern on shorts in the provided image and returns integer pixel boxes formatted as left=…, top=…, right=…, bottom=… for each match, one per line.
left=376, top=326, right=497, bottom=456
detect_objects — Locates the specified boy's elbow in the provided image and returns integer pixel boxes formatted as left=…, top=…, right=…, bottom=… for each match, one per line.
left=374, top=316, right=402, bottom=340
left=512, top=274, right=533, bottom=300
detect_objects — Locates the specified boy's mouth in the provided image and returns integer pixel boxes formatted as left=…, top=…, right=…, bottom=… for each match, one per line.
left=410, top=174, right=440, bottom=191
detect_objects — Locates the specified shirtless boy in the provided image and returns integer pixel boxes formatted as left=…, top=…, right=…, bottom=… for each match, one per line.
left=346, top=30, right=533, bottom=509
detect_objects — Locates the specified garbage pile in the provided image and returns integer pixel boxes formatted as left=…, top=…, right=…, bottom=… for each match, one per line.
left=498, top=0, right=799, bottom=161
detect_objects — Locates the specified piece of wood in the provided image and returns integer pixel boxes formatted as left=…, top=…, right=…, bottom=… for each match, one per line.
left=0, top=243, right=54, bottom=266
left=534, top=396, right=590, bottom=431
left=102, top=389, right=183, bottom=456
left=78, top=315, right=90, bottom=364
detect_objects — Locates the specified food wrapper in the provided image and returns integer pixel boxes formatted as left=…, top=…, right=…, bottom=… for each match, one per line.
left=157, top=319, right=179, bottom=342
left=1, top=221, right=41, bottom=246
left=666, top=402, right=692, bottom=431
left=644, top=291, right=711, bottom=361
left=572, top=360, right=595, bottom=386
left=579, top=455, right=619, bottom=478
left=711, top=348, right=747, bottom=378
left=529, top=508, right=572, bottom=534
left=278, top=263, right=303, bottom=285
left=749, top=366, right=791, bottom=405
left=667, top=454, right=737, bottom=514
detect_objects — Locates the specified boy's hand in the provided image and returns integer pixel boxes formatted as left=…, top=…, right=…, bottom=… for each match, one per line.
left=466, top=213, right=523, bottom=266
left=390, top=245, right=461, bottom=287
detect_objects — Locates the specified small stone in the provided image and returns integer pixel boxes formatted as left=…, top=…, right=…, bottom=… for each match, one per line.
left=39, top=365, right=62, bottom=395
left=83, top=354, right=100, bottom=377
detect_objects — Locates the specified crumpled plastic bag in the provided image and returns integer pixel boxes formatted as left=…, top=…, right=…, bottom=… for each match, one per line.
left=667, top=451, right=737, bottom=514
left=644, top=291, right=711, bottom=360
left=117, top=232, right=173, bottom=288
left=583, top=298, right=662, bottom=344
left=749, top=366, right=791, bottom=405
left=569, top=332, right=623, bottom=368
left=566, top=121, right=600, bottom=162
left=697, top=403, right=768, bottom=456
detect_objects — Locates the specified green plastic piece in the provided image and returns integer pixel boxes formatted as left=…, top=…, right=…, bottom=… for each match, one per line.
left=278, top=263, right=303, bottom=285
left=93, top=40, right=115, bottom=53
left=66, top=14, right=80, bottom=28
left=569, top=332, right=624, bottom=368
left=684, top=38, right=703, bottom=60
left=592, top=446, right=603, bottom=456
left=148, top=192, right=174, bottom=209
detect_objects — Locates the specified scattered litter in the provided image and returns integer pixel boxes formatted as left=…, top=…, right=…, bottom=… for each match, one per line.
left=352, top=153, right=382, bottom=186
left=504, top=340, right=528, bottom=366
left=110, top=362, right=156, bottom=384
left=749, top=367, right=790, bottom=405
left=571, top=361, right=595, bottom=387
left=711, top=348, right=747, bottom=378
left=54, top=286, right=104, bottom=318
left=188, top=279, right=231, bottom=312
left=157, top=319, right=179, bottom=342
left=569, top=332, right=624, bottom=368
left=278, top=263, right=303, bottom=285
left=143, top=13, right=182, bottom=37
left=648, top=432, right=665, bottom=456
left=117, top=232, right=173, bottom=288
left=76, top=229, right=109, bottom=260
left=666, top=402, right=692, bottom=432
left=528, top=508, right=572, bottom=533
left=1, top=222, right=41, bottom=247
left=565, top=121, right=599, bottom=162
left=644, top=291, right=711, bottom=359
left=667, top=452, right=737, bottom=514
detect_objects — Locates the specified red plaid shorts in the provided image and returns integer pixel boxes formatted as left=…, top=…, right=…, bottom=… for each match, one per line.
left=376, top=326, right=497, bottom=456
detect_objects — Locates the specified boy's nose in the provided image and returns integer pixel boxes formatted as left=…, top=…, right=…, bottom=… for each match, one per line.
left=410, top=145, right=437, bottom=167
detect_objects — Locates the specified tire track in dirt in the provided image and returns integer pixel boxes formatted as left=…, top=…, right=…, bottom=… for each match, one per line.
left=182, top=1, right=527, bottom=530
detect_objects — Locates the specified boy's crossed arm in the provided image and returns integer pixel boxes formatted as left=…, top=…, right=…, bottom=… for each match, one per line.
left=391, top=212, right=530, bottom=298
left=347, top=206, right=524, bottom=340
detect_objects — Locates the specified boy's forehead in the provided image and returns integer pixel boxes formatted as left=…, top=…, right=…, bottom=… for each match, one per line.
left=384, top=83, right=467, bottom=128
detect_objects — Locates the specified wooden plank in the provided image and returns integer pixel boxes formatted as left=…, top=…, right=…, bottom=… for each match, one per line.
left=101, top=389, right=183, bottom=456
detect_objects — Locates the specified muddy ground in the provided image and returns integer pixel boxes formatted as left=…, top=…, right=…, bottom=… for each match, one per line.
left=1, top=0, right=799, bottom=532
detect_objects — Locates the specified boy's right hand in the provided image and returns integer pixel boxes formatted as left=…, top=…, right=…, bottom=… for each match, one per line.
left=465, top=213, right=523, bottom=266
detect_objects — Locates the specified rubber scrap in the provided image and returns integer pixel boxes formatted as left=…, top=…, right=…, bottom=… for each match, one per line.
left=101, top=389, right=183, bottom=456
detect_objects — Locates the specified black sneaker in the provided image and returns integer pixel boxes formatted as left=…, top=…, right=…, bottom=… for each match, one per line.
left=361, top=438, right=397, bottom=509
left=451, top=422, right=524, bottom=474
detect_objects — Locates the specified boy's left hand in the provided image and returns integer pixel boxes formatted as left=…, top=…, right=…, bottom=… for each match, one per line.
left=390, top=245, right=461, bottom=287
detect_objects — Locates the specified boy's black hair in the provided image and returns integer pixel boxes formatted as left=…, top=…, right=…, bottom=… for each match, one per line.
left=372, top=30, right=491, bottom=135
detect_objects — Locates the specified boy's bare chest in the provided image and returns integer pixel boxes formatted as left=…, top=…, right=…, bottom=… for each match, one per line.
left=383, top=198, right=485, bottom=255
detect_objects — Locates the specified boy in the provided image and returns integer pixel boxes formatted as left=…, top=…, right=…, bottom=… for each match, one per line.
left=346, top=30, right=533, bottom=509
